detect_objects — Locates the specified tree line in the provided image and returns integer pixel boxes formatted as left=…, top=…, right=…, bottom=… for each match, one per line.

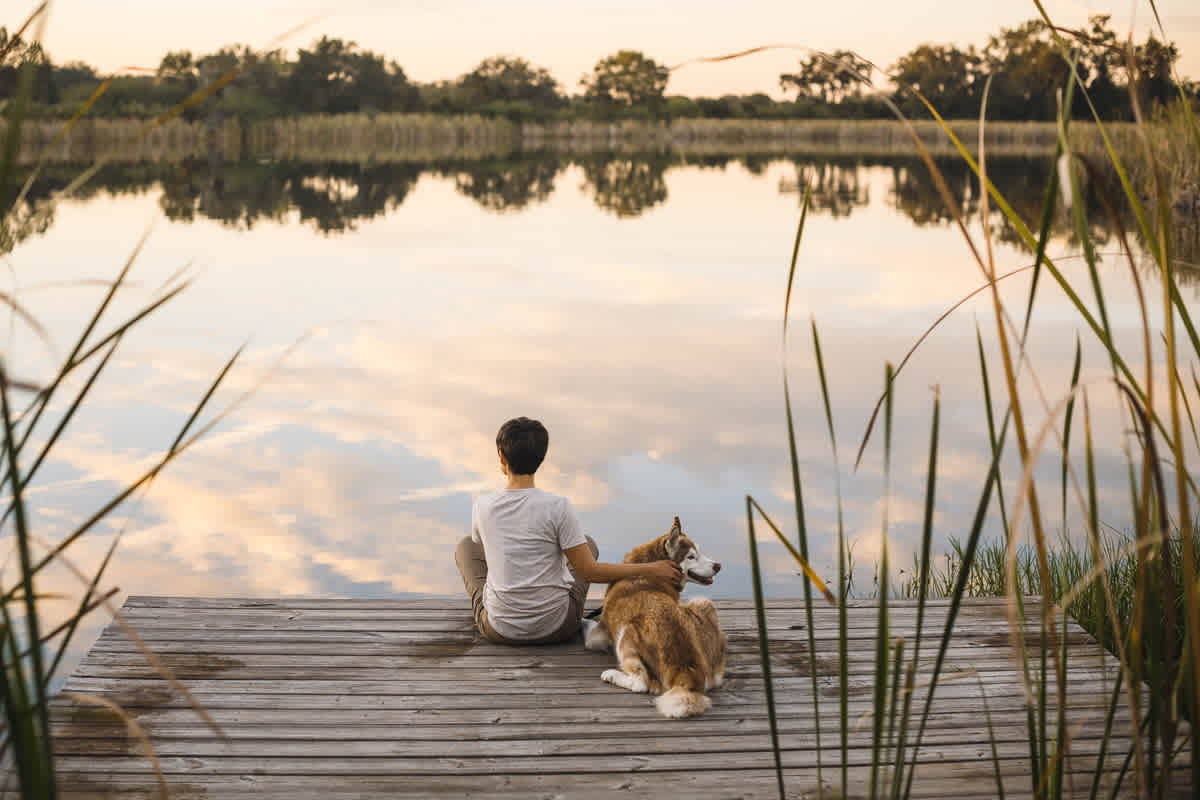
left=1, top=15, right=1195, bottom=123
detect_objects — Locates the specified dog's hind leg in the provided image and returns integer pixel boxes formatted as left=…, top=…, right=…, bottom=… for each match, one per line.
left=711, top=649, right=726, bottom=689
left=600, top=626, right=651, bottom=694
left=686, top=598, right=726, bottom=689
left=582, top=618, right=612, bottom=652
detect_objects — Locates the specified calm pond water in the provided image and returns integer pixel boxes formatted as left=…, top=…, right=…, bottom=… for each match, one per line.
left=5, top=151, right=1196, bottom=678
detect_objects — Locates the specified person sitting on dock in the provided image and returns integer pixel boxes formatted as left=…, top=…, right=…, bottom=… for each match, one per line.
left=455, top=416, right=682, bottom=645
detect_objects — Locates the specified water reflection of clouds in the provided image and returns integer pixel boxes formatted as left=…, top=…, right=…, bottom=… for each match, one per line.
left=6, top=158, right=1188, bottom=685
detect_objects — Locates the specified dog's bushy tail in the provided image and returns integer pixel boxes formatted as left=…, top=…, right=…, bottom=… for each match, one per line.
left=655, top=686, right=710, bottom=718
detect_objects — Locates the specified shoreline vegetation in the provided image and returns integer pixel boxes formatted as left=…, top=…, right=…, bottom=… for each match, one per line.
left=1, top=16, right=1195, bottom=127
left=4, top=115, right=1157, bottom=163
left=893, top=530, right=1200, bottom=683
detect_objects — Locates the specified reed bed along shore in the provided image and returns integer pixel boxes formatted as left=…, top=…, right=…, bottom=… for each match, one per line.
left=1074, top=106, right=1200, bottom=216
left=10, top=114, right=1111, bottom=164
left=894, top=530, right=1200, bottom=670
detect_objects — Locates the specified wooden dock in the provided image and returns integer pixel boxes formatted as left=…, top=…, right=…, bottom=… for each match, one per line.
left=49, top=596, right=1191, bottom=798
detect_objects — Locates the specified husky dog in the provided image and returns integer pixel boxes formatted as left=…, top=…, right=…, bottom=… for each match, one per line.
left=583, top=517, right=725, bottom=718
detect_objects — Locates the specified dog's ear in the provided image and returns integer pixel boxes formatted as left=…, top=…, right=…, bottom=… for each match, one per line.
left=666, top=516, right=682, bottom=555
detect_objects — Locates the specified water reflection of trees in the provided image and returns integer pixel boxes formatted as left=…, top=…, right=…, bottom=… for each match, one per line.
left=159, top=161, right=422, bottom=232
left=778, top=158, right=870, bottom=218
left=6, top=153, right=1195, bottom=271
left=579, top=155, right=670, bottom=218
left=443, top=157, right=562, bottom=213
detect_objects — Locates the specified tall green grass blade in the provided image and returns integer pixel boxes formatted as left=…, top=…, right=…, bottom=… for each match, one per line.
left=1108, top=714, right=1154, bottom=800
left=745, top=496, right=785, bottom=800
left=1058, top=126, right=1116, bottom=390
left=0, top=365, right=55, bottom=797
left=837, top=516, right=848, bottom=795
left=1028, top=641, right=1045, bottom=796
left=1166, top=280, right=1200, bottom=366
left=783, top=185, right=811, bottom=343
left=893, top=388, right=940, bottom=796
left=1089, top=669, right=1125, bottom=800
left=1151, top=88, right=1200, bottom=786
left=1053, top=604, right=1068, bottom=800
left=976, top=323, right=1009, bottom=535
left=812, top=321, right=837, bottom=459
left=810, top=319, right=849, bottom=793
left=747, top=498, right=835, bottom=604
left=781, top=184, right=824, bottom=792
left=1021, top=55, right=1074, bottom=344
left=1174, top=362, right=1200, bottom=454
left=1173, top=80, right=1200, bottom=160
left=884, top=637, right=904, bottom=792
left=167, top=346, right=243, bottom=455
left=1062, top=336, right=1082, bottom=534
left=977, top=674, right=1006, bottom=800
left=913, top=388, right=938, bottom=663
left=869, top=364, right=894, bottom=800
left=1020, top=151, right=1056, bottom=342
left=0, top=593, right=36, bottom=794
left=890, top=658, right=916, bottom=800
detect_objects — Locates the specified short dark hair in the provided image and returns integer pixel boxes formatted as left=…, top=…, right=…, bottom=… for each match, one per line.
left=496, top=417, right=549, bottom=475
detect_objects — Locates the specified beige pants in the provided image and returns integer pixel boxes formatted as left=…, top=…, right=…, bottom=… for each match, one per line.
left=455, top=535, right=598, bottom=645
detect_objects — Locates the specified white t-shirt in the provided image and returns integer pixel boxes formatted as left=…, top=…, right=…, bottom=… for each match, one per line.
left=471, top=488, right=588, bottom=640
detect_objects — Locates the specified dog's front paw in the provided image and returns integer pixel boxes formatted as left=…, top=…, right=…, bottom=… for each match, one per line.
left=601, top=669, right=648, bottom=693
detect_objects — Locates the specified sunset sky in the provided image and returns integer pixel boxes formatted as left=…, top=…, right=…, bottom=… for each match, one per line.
left=27, top=0, right=1200, bottom=99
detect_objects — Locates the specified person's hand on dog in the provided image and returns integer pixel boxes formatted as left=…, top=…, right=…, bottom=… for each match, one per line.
left=645, top=559, right=684, bottom=584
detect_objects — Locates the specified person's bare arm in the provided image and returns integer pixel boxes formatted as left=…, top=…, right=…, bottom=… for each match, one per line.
left=564, top=543, right=682, bottom=585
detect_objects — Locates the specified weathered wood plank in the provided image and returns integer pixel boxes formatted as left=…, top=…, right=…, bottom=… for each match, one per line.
left=73, top=644, right=1090, bottom=663
left=89, top=623, right=1089, bottom=644
left=108, top=604, right=1017, bottom=623
left=65, top=652, right=1112, bottom=679
left=47, top=714, right=1131, bottom=743
left=46, top=698, right=1130, bottom=728
left=61, top=669, right=1121, bottom=697
left=43, top=736, right=1157, bottom=773
left=50, top=730, right=1152, bottom=759
left=47, top=695, right=1124, bottom=721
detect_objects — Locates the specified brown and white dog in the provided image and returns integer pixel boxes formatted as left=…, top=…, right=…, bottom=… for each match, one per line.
left=582, top=517, right=725, bottom=718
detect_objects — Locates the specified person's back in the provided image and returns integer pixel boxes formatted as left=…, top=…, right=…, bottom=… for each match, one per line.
left=471, top=486, right=584, bottom=640
left=454, top=416, right=682, bottom=645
